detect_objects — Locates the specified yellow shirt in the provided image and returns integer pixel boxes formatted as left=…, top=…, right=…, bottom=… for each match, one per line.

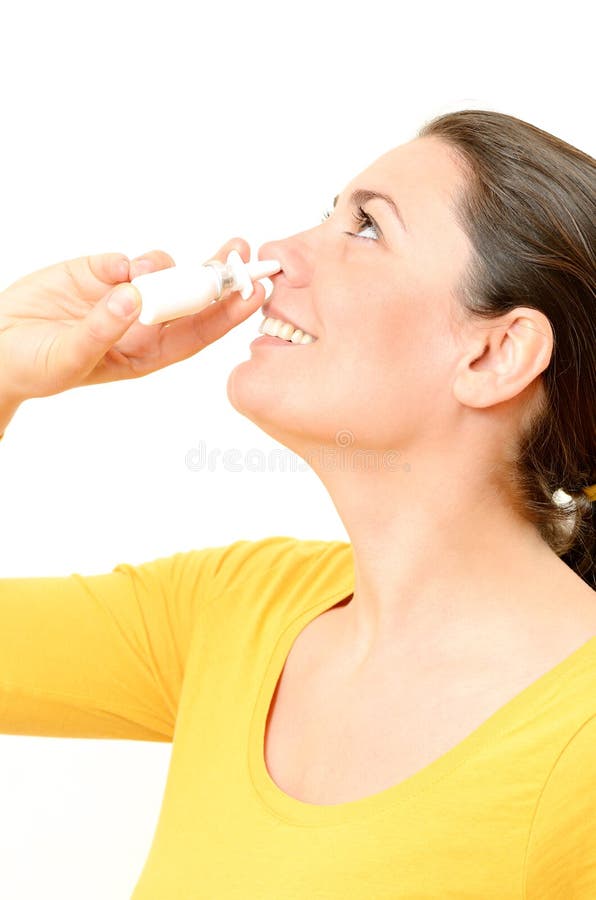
left=1, top=535, right=595, bottom=898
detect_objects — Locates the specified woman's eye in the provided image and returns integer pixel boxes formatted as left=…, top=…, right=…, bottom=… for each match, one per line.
left=350, top=206, right=380, bottom=241
left=320, top=206, right=380, bottom=241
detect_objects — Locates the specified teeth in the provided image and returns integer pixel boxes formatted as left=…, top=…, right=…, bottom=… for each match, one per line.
left=259, top=316, right=317, bottom=344
left=278, top=322, right=294, bottom=340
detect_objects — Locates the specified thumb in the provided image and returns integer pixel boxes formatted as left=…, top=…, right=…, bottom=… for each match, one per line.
left=59, top=283, right=142, bottom=382
left=105, top=282, right=142, bottom=319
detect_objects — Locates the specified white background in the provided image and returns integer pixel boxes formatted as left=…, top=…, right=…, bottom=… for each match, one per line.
left=0, top=1, right=593, bottom=896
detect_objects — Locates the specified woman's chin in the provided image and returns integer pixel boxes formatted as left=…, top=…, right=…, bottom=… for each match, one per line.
left=226, top=361, right=256, bottom=410
left=225, top=364, right=275, bottom=422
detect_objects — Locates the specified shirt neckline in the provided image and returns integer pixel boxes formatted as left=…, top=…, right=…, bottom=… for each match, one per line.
left=247, top=563, right=596, bottom=827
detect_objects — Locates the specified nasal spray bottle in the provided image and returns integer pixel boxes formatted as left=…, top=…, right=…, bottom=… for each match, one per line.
left=133, top=250, right=282, bottom=326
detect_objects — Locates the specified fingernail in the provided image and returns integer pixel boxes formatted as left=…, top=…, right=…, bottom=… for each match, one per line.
left=114, top=257, right=129, bottom=281
left=131, top=258, right=153, bottom=278
left=107, top=285, right=140, bottom=317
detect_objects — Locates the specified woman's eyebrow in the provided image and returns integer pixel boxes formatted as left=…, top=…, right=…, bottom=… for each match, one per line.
left=333, top=188, right=407, bottom=233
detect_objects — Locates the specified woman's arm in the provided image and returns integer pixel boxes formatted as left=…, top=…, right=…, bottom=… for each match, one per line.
left=0, top=239, right=265, bottom=736
left=0, top=544, right=235, bottom=741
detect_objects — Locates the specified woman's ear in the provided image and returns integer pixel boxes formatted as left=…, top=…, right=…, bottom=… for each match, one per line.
left=452, top=308, right=553, bottom=410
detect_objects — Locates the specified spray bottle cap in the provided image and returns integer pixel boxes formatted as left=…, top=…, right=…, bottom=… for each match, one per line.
left=224, top=249, right=281, bottom=300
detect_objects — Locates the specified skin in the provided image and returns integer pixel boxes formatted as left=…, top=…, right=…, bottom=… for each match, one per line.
left=226, top=135, right=588, bottom=677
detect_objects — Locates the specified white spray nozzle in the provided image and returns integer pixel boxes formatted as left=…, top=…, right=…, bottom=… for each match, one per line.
left=225, top=249, right=281, bottom=300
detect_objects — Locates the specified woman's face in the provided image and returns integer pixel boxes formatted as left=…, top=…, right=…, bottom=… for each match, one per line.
left=226, top=136, right=475, bottom=459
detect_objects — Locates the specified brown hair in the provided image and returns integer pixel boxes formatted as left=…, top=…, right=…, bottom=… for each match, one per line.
left=417, top=109, right=595, bottom=589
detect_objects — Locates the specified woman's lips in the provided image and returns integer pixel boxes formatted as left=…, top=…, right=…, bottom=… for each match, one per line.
left=249, top=334, right=317, bottom=348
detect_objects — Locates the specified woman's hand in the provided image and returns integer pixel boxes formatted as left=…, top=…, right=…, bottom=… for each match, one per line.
left=0, top=237, right=266, bottom=403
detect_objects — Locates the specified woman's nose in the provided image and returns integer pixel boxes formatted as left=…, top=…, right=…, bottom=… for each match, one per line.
left=258, top=230, right=317, bottom=289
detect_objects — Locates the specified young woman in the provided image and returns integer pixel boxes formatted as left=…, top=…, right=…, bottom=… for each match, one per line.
left=1, top=109, right=594, bottom=898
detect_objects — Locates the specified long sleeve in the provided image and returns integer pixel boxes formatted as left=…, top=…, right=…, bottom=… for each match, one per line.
left=0, top=542, right=246, bottom=742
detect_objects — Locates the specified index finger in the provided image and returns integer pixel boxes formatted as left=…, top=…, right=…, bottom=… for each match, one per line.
left=67, top=250, right=176, bottom=303
left=59, top=252, right=132, bottom=303
left=87, top=252, right=131, bottom=284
